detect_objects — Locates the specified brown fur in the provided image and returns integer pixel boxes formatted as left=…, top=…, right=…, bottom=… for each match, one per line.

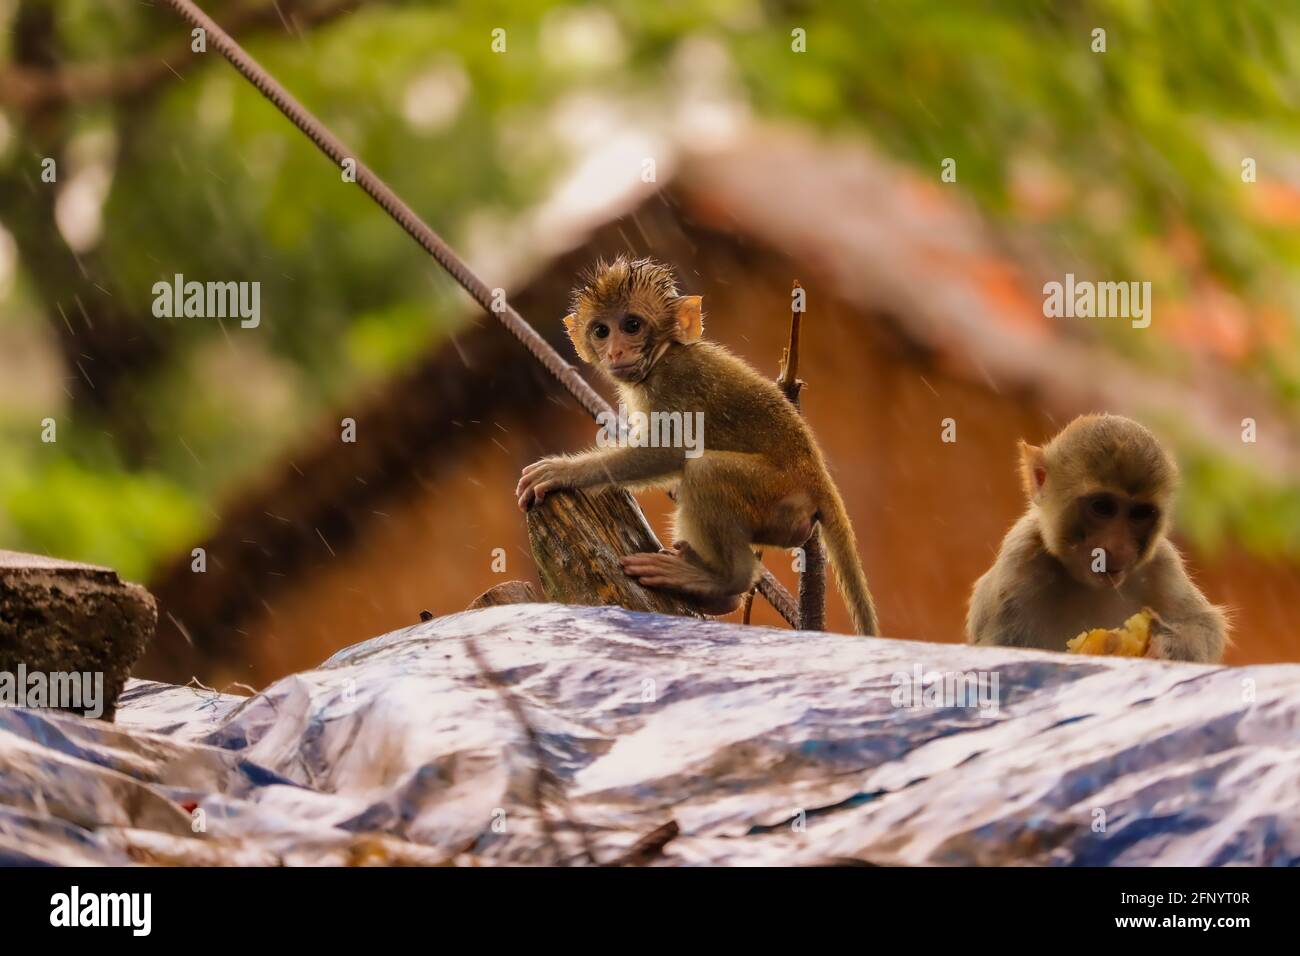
left=967, top=414, right=1227, bottom=662
left=518, top=256, right=878, bottom=634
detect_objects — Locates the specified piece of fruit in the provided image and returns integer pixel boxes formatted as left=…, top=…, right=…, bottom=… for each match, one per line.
left=1066, top=608, right=1159, bottom=657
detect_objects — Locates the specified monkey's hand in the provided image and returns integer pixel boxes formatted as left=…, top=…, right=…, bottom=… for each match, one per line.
left=517, top=456, right=579, bottom=511
left=1142, top=610, right=1176, bottom=660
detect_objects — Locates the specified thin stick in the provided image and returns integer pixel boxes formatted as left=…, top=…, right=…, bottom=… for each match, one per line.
left=607, top=820, right=679, bottom=866
left=776, top=282, right=804, bottom=406
left=463, top=636, right=597, bottom=865
left=775, top=280, right=827, bottom=631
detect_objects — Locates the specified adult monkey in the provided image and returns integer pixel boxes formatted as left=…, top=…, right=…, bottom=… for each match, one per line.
left=517, top=257, right=879, bottom=634
left=967, top=414, right=1227, bottom=662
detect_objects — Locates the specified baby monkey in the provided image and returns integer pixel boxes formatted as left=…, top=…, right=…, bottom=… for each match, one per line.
left=967, top=414, right=1226, bottom=662
left=516, top=256, right=879, bottom=634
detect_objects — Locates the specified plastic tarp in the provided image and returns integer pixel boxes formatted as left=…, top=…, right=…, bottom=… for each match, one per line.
left=1, top=603, right=1296, bottom=865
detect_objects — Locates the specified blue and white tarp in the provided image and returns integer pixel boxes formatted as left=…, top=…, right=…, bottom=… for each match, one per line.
left=1, top=603, right=1296, bottom=865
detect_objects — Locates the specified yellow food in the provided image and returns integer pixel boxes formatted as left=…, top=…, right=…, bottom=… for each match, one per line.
left=1066, top=609, right=1154, bottom=657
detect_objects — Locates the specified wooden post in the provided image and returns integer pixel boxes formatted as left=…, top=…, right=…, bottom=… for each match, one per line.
left=525, top=487, right=704, bottom=617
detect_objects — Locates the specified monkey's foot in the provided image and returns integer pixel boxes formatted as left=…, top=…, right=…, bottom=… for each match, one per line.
left=621, top=551, right=706, bottom=592
left=620, top=551, right=742, bottom=616
left=647, top=549, right=741, bottom=614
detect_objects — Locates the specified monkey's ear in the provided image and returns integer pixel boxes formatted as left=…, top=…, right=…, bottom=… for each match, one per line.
left=1018, top=441, right=1048, bottom=501
left=674, top=296, right=704, bottom=343
left=563, top=313, right=594, bottom=362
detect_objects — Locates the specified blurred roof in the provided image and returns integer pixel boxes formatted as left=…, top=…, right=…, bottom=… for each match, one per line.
left=674, top=128, right=1300, bottom=476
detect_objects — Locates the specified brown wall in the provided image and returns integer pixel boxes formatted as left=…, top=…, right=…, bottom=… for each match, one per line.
left=215, top=240, right=1297, bottom=686
left=203, top=409, right=591, bottom=688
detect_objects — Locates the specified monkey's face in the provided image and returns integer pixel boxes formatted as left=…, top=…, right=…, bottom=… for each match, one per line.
left=1023, top=415, right=1177, bottom=590
left=1052, top=490, right=1164, bottom=589
left=587, top=311, right=657, bottom=383
left=564, top=257, right=704, bottom=382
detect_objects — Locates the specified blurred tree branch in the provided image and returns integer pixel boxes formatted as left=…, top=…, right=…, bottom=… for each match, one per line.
left=0, top=0, right=362, bottom=115
left=0, top=0, right=367, bottom=431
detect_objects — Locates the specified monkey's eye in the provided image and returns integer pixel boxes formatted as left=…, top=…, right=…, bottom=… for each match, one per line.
left=592, top=323, right=610, bottom=339
left=1129, top=503, right=1157, bottom=522
left=1087, top=495, right=1118, bottom=520
left=621, top=315, right=643, bottom=335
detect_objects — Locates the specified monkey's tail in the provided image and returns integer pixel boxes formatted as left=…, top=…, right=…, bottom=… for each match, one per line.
left=817, top=484, right=879, bottom=636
